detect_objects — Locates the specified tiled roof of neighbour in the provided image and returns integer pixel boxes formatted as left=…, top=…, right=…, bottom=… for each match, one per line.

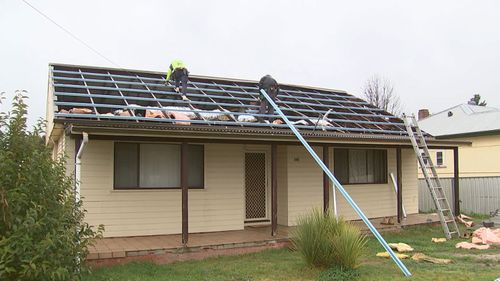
left=49, top=63, right=409, bottom=136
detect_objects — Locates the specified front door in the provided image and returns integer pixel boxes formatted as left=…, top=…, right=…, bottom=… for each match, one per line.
left=244, top=152, right=268, bottom=222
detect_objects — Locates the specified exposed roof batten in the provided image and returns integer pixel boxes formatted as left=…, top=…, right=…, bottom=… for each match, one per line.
left=49, top=63, right=410, bottom=136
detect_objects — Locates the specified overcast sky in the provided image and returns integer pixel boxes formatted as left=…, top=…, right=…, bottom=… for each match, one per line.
left=1, top=0, right=499, bottom=126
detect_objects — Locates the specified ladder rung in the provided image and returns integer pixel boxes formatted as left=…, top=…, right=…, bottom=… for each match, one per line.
left=440, top=209, right=451, bottom=212
left=436, top=197, right=447, bottom=200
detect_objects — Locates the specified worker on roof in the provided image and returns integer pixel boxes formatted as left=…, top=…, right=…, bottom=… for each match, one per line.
left=166, top=59, right=190, bottom=101
left=258, top=74, right=279, bottom=122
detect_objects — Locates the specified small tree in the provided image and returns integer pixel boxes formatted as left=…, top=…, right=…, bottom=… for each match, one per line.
left=0, top=91, right=102, bottom=281
left=469, top=94, right=487, bottom=106
left=363, top=75, right=402, bottom=116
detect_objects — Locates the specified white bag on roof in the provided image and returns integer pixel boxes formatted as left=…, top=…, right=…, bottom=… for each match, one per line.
left=238, top=114, right=258, bottom=122
left=163, top=106, right=197, bottom=119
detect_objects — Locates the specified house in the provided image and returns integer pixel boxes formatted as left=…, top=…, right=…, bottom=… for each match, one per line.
left=418, top=104, right=500, bottom=214
left=45, top=63, right=462, bottom=249
left=418, top=104, right=500, bottom=178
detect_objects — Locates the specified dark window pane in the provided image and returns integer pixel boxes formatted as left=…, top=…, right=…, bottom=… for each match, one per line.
left=334, top=148, right=387, bottom=184
left=188, top=145, right=204, bottom=188
left=373, top=150, right=387, bottom=183
left=349, top=149, right=367, bottom=184
left=114, top=143, right=138, bottom=188
left=436, top=151, right=443, bottom=166
left=334, top=148, right=349, bottom=184
left=140, top=144, right=181, bottom=188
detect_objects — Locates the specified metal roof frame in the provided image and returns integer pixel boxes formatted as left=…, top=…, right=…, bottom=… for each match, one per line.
left=49, top=64, right=410, bottom=136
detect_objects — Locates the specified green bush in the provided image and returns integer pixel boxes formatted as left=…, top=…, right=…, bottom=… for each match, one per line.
left=318, top=267, right=359, bottom=281
left=291, top=208, right=367, bottom=269
left=0, top=92, right=102, bottom=281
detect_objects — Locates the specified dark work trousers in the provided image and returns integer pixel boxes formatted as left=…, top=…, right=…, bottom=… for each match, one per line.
left=172, top=68, right=189, bottom=95
left=258, top=88, right=278, bottom=122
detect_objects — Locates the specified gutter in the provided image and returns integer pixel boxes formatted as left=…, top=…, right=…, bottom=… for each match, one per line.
left=75, top=132, right=89, bottom=202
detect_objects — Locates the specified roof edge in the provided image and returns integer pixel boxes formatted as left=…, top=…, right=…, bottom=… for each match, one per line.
left=435, top=128, right=500, bottom=139
left=48, top=62, right=349, bottom=94
left=56, top=119, right=470, bottom=147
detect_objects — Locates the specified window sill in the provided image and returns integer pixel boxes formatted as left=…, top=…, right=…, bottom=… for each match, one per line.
left=341, top=182, right=388, bottom=186
left=111, top=187, right=205, bottom=192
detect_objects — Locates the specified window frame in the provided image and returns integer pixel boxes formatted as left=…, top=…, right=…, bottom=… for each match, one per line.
left=113, top=142, right=205, bottom=190
left=436, top=151, right=444, bottom=167
left=333, top=148, right=388, bottom=185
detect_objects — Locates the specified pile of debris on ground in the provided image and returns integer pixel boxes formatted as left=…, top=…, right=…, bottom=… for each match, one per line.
left=376, top=242, right=453, bottom=264
left=456, top=227, right=500, bottom=250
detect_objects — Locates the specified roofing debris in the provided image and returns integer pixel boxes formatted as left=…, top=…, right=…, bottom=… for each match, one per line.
left=431, top=238, right=447, bottom=243
left=411, top=253, right=453, bottom=264
left=376, top=252, right=409, bottom=259
left=455, top=227, right=500, bottom=250
left=50, top=64, right=411, bottom=136
left=388, top=243, right=414, bottom=252
left=456, top=214, right=475, bottom=228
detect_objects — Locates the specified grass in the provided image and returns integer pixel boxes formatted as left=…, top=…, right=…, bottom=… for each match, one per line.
left=82, top=224, right=500, bottom=281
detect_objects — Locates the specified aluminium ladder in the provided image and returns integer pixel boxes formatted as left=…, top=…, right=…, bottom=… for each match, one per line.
left=402, top=114, right=460, bottom=239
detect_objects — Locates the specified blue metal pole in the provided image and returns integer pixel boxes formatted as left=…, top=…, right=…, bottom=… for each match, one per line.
left=260, top=89, right=412, bottom=277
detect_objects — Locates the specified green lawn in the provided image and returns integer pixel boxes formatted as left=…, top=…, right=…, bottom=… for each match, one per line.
left=82, top=224, right=500, bottom=281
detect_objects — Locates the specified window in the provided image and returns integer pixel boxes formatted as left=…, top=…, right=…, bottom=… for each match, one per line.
left=114, top=143, right=204, bottom=189
left=334, top=148, right=387, bottom=184
left=436, top=151, right=444, bottom=166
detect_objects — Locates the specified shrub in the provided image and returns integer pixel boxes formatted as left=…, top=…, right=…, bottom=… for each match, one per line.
left=291, top=208, right=367, bottom=269
left=331, top=223, right=366, bottom=269
left=318, top=266, right=359, bottom=281
left=0, top=92, right=102, bottom=281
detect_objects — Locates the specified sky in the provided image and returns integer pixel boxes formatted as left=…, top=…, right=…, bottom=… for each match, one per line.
left=1, top=0, right=499, bottom=126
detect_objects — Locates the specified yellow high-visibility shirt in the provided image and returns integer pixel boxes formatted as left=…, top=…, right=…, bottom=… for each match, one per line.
left=166, top=59, right=186, bottom=81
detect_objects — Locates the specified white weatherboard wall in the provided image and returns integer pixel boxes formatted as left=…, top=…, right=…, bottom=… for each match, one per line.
left=80, top=140, right=244, bottom=237
left=76, top=140, right=419, bottom=237
left=285, top=146, right=324, bottom=226
left=332, top=148, right=418, bottom=221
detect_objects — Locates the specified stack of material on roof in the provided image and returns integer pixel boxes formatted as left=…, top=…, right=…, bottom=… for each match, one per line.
left=196, top=109, right=230, bottom=121
left=63, top=108, right=93, bottom=114
left=146, top=109, right=164, bottom=118
left=238, top=115, right=257, bottom=122
left=113, top=109, right=132, bottom=116
left=163, top=106, right=197, bottom=119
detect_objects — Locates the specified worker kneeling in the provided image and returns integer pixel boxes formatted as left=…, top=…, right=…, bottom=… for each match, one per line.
left=258, top=75, right=279, bottom=122
left=166, top=59, right=190, bottom=101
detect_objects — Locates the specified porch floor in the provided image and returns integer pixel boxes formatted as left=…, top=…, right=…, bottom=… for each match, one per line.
left=88, top=213, right=440, bottom=263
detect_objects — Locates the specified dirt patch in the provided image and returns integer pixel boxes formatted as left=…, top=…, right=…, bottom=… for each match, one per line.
left=87, top=241, right=291, bottom=268
left=451, top=253, right=500, bottom=262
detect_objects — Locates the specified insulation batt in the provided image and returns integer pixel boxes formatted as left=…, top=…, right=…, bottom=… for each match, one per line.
left=238, top=115, right=257, bottom=122
left=198, top=109, right=230, bottom=121
left=309, top=119, right=332, bottom=127
left=472, top=227, right=500, bottom=245
left=163, top=106, right=197, bottom=119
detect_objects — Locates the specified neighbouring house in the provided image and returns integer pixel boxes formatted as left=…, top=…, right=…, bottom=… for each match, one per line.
left=45, top=63, right=462, bottom=244
left=419, top=104, right=500, bottom=177
left=417, top=104, right=500, bottom=214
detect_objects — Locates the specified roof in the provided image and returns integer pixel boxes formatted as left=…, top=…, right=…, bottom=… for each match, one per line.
left=48, top=63, right=411, bottom=139
left=419, top=103, right=500, bottom=137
